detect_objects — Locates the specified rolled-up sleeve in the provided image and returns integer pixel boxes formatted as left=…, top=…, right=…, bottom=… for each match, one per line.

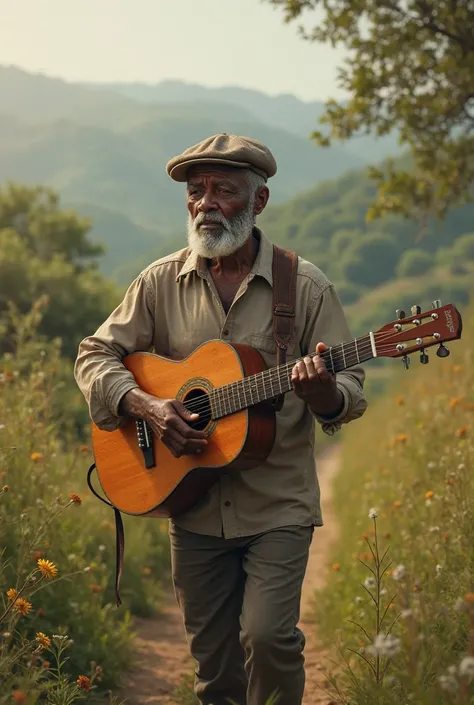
left=302, top=282, right=367, bottom=435
left=74, top=273, right=155, bottom=431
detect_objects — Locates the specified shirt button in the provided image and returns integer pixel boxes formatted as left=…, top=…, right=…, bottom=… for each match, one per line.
left=224, top=501, right=231, bottom=507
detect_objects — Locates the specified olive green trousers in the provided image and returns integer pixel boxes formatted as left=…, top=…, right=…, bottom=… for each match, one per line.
left=169, top=523, right=313, bottom=705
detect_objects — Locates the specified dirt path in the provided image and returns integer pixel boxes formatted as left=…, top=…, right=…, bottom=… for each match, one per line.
left=118, top=444, right=341, bottom=705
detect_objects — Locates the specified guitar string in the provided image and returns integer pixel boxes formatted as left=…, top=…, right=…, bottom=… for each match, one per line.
left=182, top=328, right=417, bottom=415
left=183, top=334, right=427, bottom=417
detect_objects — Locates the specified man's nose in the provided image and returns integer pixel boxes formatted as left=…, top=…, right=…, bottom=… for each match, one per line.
left=197, top=191, right=218, bottom=212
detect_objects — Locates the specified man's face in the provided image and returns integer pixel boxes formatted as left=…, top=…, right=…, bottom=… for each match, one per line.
left=185, top=166, right=266, bottom=258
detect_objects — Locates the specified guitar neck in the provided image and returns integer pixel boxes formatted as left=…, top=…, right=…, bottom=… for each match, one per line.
left=205, top=333, right=375, bottom=420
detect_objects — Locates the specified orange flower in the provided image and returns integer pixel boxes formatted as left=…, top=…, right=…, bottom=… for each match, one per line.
left=30, top=452, right=43, bottom=462
left=12, top=692, right=26, bottom=704
left=464, top=593, right=474, bottom=604
left=35, top=632, right=51, bottom=649
left=142, top=567, right=152, bottom=576
left=453, top=364, right=463, bottom=373
left=33, top=550, right=43, bottom=561
left=425, top=490, right=434, bottom=500
left=393, top=500, right=402, bottom=508
left=396, top=434, right=408, bottom=444
left=396, top=396, right=404, bottom=406
left=37, top=559, right=58, bottom=579
left=79, top=445, right=89, bottom=453
left=69, top=493, right=82, bottom=506
left=77, top=675, right=92, bottom=691
left=89, top=584, right=104, bottom=593
left=455, top=427, right=468, bottom=438
left=7, top=588, right=18, bottom=601
left=449, top=396, right=463, bottom=409
left=14, top=598, right=32, bottom=616
left=331, top=563, right=341, bottom=572
left=443, top=533, right=450, bottom=543
left=42, top=660, right=50, bottom=668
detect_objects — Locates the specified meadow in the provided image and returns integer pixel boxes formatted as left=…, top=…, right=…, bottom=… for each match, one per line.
left=315, top=304, right=474, bottom=703
left=0, top=301, right=171, bottom=703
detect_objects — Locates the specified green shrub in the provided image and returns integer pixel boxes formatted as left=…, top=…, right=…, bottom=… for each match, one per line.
left=396, top=249, right=433, bottom=277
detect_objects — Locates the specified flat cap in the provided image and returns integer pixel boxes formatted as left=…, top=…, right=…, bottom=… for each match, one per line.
left=166, top=133, right=277, bottom=182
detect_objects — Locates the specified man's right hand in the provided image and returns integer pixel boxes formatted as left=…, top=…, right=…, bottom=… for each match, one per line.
left=119, top=388, right=208, bottom=458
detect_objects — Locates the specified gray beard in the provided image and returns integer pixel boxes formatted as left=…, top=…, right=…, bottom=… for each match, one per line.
left=186, top=200, right=256, bottom=258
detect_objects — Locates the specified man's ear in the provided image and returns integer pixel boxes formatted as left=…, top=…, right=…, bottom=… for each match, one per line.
left=253, top=186, right=270, bottom=216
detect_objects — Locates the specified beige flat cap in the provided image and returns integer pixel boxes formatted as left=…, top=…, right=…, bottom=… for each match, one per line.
left=166, top=133, right=277, bottom=182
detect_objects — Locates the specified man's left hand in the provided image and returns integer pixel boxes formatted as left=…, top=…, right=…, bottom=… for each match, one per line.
left=291, top=342, right=344, bottom=419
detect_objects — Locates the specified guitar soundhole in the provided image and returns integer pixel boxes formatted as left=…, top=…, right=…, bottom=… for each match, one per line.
left=183, top=388, right=212, bottom=431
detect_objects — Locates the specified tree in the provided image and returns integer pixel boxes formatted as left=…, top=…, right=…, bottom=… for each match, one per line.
left=396, top=249, right=433, bottom=278
left=340, top=233, right=399, bottom=287
left=0, top=183, right=118, bottom=357
left=453, top=232, right=474, bottom=259
left=264, top=0, right=474, bottom=222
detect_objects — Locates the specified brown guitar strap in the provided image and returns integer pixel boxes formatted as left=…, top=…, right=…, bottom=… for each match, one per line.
left=271, top=244, right=298, bottom=410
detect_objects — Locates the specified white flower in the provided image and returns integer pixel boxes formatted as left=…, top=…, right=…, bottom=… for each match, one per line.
left=98, top=545, right=106, bottom=552
left=459, top=656, right=474, bottom=680
left=458, top=463, right=465, bottom=470
left=400, top=609, right=413, bottom=619
left=83, top=566, right=91, bottom=573
left=368, top=633, right=401, bottom=658
left=427, top=461, right=436, bottom=469
left=393, top=564, right=406, bottom=581
left=380, top=587, right=388, bottom=596
left=439, top=674, right=458, bottom=693
left=429, top=526, right=440, bottom=532
left=364, top=577, right=376, bottom=589
left=368, top=507, right=378, bottom=519
left=0, top=424, right=5, bottom=430
left=355, top=596, right=363, bottom=604
left=436, top=564, right=443, bottom=575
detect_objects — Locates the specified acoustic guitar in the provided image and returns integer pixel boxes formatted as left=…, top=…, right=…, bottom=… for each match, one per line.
left=91, top=301, right=462, bottom=519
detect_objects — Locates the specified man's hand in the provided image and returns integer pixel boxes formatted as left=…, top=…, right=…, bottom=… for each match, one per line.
left=291, top=342, right=344, bottom=419
left=120, top=388, right=207, bottom=458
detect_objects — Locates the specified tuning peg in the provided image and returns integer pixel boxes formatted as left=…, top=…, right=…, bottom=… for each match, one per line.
left=420, top=351, right=429, bottom=364
left=436, top=343, right=450, bottom=358
left=396, top=309, right=406, bottom=320
left=411, top=305, right=421, bottom=315
left=402, top=355, right=410, bottom=370
left=432, top=299, right=441, bottom=309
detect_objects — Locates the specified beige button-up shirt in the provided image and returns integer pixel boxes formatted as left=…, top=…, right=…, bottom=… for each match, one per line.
left=74, top=229, right=367, bottom=537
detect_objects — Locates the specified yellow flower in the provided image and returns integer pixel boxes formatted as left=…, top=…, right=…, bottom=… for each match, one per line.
left=30, top=452, right=43, bottom=462
left=77, top=675, right=92, bottom=691
left=14, top=598, right=32, bottom=616
left=69, top=493, right=82, bottom=506
left=35, top=632, right=51, bottom=649
left=37, top=559, right=58, bottom=580
left=425, top=490, right=434, bottom=500
left=7, top=588, right=18, bottom=601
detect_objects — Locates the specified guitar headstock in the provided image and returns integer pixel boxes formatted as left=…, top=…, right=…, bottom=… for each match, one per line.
left=373, top=300, right=463, bottom=368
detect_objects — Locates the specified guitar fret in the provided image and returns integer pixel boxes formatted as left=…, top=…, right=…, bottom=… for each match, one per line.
left=236, top=381, right=243, bottom=412
left=355, top=338, right=360, bottom=364
left=329, top=347, right=335, bottom=374
left=341, top=342, right=346, bottom=370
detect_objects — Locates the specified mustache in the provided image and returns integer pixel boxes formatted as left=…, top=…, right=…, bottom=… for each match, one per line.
left=193, top=211, right=229, bottom=228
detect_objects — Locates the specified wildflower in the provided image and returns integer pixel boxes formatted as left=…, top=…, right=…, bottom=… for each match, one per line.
left=142, top=566, right=152, bottom=575
left=453, top=364, right=463, bottom=373
left=83, top=566, right=91, bottom=573
left=439, top=674, right=458, bottom=693
left=368, top=507, right=378, bottom=519
left=79, top=445, right=89, bottom=453
left=69, top=493, right=82, bottom=506
left=449, top=397, right=463, bottom=409
left=393, top=500, right=402, bottom=508
left=1, top=485, right=8, bottom=492
left=368, top=633, right=401, bottom=657
left=37, top=559, right=58, bottom=579
left=355, top=596, right=363, bottom=604
left=7, top=588, right=18, bottom=601
left=33, top=550, right=43, bottom=561
left=458, top=463, right=465, bottom=470
left=364, top=577, right=376, bottom=589
left=331, top=563, right=341, bottom=572
left=436, top=564, right=443, bottom=575
left=459, top=656, right=474, bottom=680
left=35, top=632, right=51, bottom=649
left=396, top=433, right=407, bottom=443
left=427, top=461, right=436, bottom=469
left=455, top=426, right=468, bottom=438
left=98, top=545, right=106, bottom=552
left=393, top=564, right=406, bottom=581
left=425, top=490, right=434, bottom=500
left=380, top=587, right=388, bottom=596
left=13, top=598, right=32, bottom=615
left=464, top=593, right=474, bottom=605
left=76, top=675, right=92, bottom=691
left=42, top=660, right=50, bottom=668
left=401, top=609, right=413, bottom=619
left=30, top=452, right=43, bottom=462
left=12, top=692, right=27, bottom=704
left=396, top=396, right=404, bottom=406
left=89, top=584, right=104, bottom=593
left=37, top=608, right=45, bottom=617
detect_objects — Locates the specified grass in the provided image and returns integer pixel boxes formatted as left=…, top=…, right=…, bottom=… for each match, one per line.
left=314, top=302, right=474, bottom=703
left=0, top=301, right=171, bottom=702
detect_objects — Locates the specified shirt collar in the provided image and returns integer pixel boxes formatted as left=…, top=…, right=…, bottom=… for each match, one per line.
left=176, top=226, right=274, bottom=286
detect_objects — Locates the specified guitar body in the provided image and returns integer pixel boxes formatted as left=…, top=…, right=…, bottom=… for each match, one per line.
left=91, top=340, right=276, bottom=518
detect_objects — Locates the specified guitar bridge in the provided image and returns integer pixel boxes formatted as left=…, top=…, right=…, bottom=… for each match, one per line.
left=136, top=419, right=155, bottom=469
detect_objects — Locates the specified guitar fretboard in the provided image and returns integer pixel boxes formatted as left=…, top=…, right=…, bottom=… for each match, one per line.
left=203, top=334, right=373, bottom=420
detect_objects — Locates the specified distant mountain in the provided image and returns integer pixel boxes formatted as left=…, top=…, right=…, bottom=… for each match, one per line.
left=90, top=79, right=401, bottom=162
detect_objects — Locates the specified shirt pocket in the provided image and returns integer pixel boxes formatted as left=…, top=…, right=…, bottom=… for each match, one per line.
left=248, top=334, right=299, bottom=363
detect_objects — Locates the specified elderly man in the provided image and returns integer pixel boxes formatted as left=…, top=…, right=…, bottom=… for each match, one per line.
left=74, top=133, right=367, bottom=705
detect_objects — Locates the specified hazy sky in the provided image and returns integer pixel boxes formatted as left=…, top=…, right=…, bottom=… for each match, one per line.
left=1, top=0, right=347, bottom=102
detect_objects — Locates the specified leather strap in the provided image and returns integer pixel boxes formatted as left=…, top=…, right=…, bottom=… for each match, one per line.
left=272, top=244, right=298, bottom=410
left=87, top=463, right=124, bottom=607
